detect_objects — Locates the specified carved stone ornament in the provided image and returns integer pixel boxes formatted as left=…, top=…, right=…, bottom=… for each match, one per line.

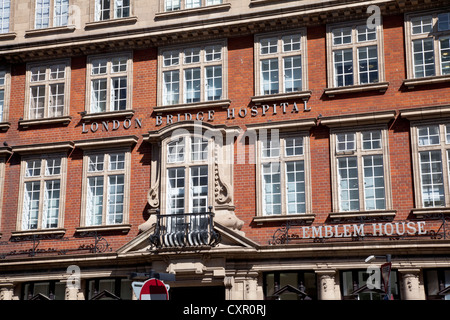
left=214, top=144, right=232, bottom=205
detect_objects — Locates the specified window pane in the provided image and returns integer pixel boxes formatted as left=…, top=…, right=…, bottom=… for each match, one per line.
left=357, top=25, right=377, bottom=42
left=49, top=83, right=65, bottom=117
left=91, top=79, right=107, bottom=113
left=358, top=46, right=379, bottom=84
left=88, top=154, right=104, bottom=172
left=418, top=125, right=440, bottom=146
left=109, top=153, right=125, bottom=171
left=413, top=38, right=435, bottom=78
left=35, top=0, right=50, bottom=29
left=26, top=159, right=42, bottom=177
left=23, top=181, right=40, bottom=230
left=332, top=27, right=352, bottom=45
left=338, top=157, right=359, bottom=211
left=54, top=0, right=69, bottom=27
left=205, top=66, right=222, bottom=101
left=284, top=55, right=302, bottom=92
left=184, top=68, right=201, bottom=103
left=43, top=179, right=60, bottom=228
left=334, top=49, right=353, bottom=87
left=163, top=70, right=180, bottom=105
left=190, top=166, right=208, bottom=213
left=286, top=161, right=306, bottom=214
left=440, top=38, right=450, bottom=75
left=282, top=34, right=301, bottom=52
left=362, top=131, right=382, bottom=150
left=336, top=133, right=356, bottom=152
left=205, top=45, right=222, bottom=61
left=87, top=176, right=104, bottom=226
left=285, top=137, right=303, bottom=156
left=206, top=0, right=222, bottom=5
left=261, top=58, right=279, bottom=95
left=50, top=64, right=66, bottom=80
left=260, top=38, right=278, bottom=55
left=262, top=138, right=280, bottom=158
left=438, top=13, right=450, bottom=31
left=95, top=0, right=110, bottom=21
left=186, top=0, right=201, bottom=9
left=167, top=168, right=185, bottom=214
left=184, top=48, right=200, bottom=64
left=46, top=158, right=61, bottom=176
left=168, top=138, right=185, bottom=163
left=163, top=50, right=180, bottom=67
left=0, top=0, right=10, bottom=33
left=111, top=56, right=128, bottom=73
left=91, top=59, right=108, bottom=75
left=262, top=162, right=281, bottom=215
left=111, top=77, right=127, bottom=111
left=411, top=15, right=433, bottom=34
left=363, top=155, right=385, bottom=210
left=31, top=67, right=46, bottom=82
left=107, top=175, right=124, bottom=224
left=165, top=0, right=180, bottom=11
left=115, top=0, right=130, bottom=18
left=420, top=151, right=445, bottom=207
left=30, top=86, right=45, bottom=119
left=191, top=137, right=208, bottom=161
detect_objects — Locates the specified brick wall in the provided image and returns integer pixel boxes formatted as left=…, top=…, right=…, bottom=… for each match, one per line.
left=0, top=14, right=449, bottom=253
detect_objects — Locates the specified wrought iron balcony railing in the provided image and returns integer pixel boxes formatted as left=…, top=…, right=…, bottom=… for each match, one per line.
left=149, top=209, right=221, bottom=249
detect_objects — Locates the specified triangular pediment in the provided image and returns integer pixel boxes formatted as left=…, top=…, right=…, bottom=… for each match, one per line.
left=117, top=222, right=259, bottom=255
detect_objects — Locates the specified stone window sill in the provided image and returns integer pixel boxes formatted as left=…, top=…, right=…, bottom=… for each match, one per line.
left=74, top=135, right=139, bottom=149
left=403, top=75, right=450, bottom=89
left=153, top=99, right=231, bottom=114
left=0, top=32, right=16, bottom=40
left=0, top=122, right=10, bottom=131
left=18, top=116, right=71, bottom=128
left=76, top=224, right=131, bottom=234
left=411, top=207, right=450, bottom=218
left=85, top=16, right=138, bottom=30
left=252, top=214, right=315, bottom=226
left=155, top=3, right=231, bottom=19
left=328, top=210, right=396, bottom=222
left=11, top=228, right=66, bottom=238
left=25, top=25, right=76, bottom=37
left=324, top=82, right=389, bottom=98
left=251, top=91, right=312, bottom=104
left=81, top=110, right=135, bottom=122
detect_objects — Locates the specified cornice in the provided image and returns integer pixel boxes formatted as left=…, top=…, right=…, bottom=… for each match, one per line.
left=0, top=0, right=447, bottom=63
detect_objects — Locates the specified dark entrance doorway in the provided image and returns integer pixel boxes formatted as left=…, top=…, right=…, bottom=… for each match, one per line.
left=169, top=286, right=225, bottom=302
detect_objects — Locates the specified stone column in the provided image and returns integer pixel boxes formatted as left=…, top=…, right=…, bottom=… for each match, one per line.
left=316, top=270, right=339, bottom=300
left=399, top=269, right=424, bottom=300
left=0, top=282, right=14, bottom=300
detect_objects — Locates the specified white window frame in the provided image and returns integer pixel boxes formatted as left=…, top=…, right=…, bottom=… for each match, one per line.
left=0, top=0, right=11, bottom=33
left=161, top=134, right=214, bottom=215
left=326, top=20, right=385, bottom=88
left=158, top=40, right=227, bottom=107
left=86, top=52, right=133, bottom=114
left=34, top=0, right=70, bottom=29
left=0, top=66, right=10, bottom=124
left=410, top=121, right=450, bottom=209
left=17, top=154, right=67, bottom=231
left=80, top=148, right=131, bottom=227
left=255, top=131, right=312, bottom=218
left=162, top=0, right=223, bottom=12
left=330, top=126, right=393, bottom=214
left=405, top=10, right=450, bottom=79
left=254, top=29, right=308, bottom=97
left=94, top=0, right=131, bottom=21
left=24, top=59, right=70, bottom=121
